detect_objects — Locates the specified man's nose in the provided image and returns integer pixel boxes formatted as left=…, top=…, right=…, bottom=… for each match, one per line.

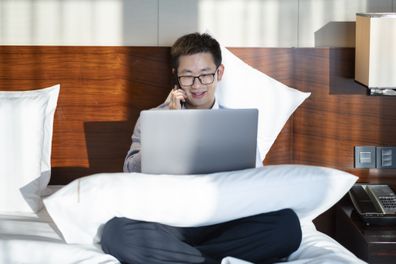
left=191, top=77, right=201, bottom=88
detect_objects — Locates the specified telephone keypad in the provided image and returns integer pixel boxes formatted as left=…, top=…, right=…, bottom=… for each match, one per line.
left=379, top=197, right=396, bottom=209
left=368, top=185, right=396, bottom=213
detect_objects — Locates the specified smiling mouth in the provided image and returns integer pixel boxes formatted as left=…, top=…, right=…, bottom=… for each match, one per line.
left=191, top=91, right=207, bottom=98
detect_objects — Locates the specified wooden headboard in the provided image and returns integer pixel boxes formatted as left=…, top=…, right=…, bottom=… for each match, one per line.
left=1, top=46, right=396, bottom=185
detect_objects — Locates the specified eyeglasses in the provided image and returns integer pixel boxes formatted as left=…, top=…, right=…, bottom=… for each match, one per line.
left=178, top=69, right=218, bottom=86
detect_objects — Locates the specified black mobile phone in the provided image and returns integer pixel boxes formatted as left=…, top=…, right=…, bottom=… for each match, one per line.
left=179, top=88, right=185, bottom=108
left=172, top=73, right=185, bottom=108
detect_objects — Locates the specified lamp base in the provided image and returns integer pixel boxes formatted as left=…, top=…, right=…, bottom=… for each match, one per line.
left=370, top=88, right=396, bottom=96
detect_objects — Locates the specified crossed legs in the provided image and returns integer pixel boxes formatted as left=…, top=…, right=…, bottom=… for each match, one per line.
left=101, top=209, right=302, bottom=264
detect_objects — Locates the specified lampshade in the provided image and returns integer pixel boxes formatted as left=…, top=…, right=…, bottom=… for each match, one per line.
left=355, top=13, right=396, bottom=94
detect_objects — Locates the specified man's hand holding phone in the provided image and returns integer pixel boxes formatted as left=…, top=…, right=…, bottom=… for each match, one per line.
left=167, top=85, right=187, bottom=109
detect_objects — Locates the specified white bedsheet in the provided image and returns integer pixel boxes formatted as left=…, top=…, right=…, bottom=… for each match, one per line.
left=0, top=187, right=366, bottom=264
left=0, top=209, right=118, bottom=264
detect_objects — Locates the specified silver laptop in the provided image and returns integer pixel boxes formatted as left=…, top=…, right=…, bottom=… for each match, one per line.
left=140, top=108, right=258, bottom=174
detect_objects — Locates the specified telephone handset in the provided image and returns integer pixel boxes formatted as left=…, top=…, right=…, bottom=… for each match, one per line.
left=349, top=184, right=396, bottom=225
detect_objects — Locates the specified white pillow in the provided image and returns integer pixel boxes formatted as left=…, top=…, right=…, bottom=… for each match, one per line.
left=0, top=85, right=60, bottom=213
left=216, top=47, right=311, bottom=165
left=44, top=165, right=357, bottom=244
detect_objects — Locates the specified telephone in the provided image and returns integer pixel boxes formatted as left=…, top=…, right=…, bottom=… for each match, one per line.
left=349, top=184, right=396, bottom=225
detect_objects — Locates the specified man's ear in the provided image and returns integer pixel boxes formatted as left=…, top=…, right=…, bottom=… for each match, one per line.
left=217, top=64, right=225, bottom=81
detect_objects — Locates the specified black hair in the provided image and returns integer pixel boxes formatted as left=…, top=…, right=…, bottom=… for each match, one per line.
left=170, top=33, right=222, bottom=70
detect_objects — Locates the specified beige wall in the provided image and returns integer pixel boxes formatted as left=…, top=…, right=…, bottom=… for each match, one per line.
left=0, top=0, right=394, bottom=47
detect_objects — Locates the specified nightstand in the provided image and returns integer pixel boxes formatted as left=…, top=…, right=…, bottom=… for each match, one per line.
left=335, top=200, right=396, bottom=264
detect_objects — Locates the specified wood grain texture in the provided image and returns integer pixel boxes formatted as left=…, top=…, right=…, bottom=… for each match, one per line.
left=0, top=46, right=172, bottom=183
left=292, top=48, right=396, bottom=184
left=1, top=46, right=395, bottom=184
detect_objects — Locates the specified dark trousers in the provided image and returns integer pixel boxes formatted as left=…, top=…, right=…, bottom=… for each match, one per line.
left=101, top=209, right=302, bottom=264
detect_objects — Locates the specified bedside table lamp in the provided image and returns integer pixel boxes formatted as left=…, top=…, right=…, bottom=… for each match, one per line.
left=355, top=13, right=396, bottom=96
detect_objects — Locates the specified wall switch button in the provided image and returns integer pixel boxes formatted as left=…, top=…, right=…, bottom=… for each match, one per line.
left=359, top=152, right=372, bottom=163
left=377, top=147, right=396, bottom=168
left=355, top=146, right=376, bottom=168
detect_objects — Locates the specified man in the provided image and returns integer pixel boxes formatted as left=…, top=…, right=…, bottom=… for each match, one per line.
left=101, top=33, right=302, bottom=264
left=123, top=32, right=225, bottom=173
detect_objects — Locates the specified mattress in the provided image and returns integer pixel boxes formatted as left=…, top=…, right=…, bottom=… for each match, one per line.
left=0, top=187, right=366, bottom=264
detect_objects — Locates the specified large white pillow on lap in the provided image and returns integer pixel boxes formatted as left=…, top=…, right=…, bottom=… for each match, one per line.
left=216, top=47, right=311, bottom=165
left=44, top=165, right=357, bottom=244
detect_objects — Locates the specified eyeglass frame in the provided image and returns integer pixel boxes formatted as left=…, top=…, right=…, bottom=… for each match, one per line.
left=177, top=67, right=219, bottom=87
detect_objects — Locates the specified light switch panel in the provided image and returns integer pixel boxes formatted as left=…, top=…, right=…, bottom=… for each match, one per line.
left=376, top=147, right=396, bottom=169
left=354, top=146, right=376, bottom=168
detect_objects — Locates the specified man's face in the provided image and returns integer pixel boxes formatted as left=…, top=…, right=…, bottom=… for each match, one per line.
left=176, top=52, right=224, bottom=109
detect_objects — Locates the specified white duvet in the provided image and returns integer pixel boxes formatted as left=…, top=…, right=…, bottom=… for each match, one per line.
left=0, top=207, right=366, bottom=264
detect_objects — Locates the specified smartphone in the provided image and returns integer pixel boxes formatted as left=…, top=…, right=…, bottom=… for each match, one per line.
left=172, top=73, right=185, bottom=108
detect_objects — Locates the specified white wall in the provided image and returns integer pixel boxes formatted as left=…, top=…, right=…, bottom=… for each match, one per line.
left=0, top=0, right=394, bottom=47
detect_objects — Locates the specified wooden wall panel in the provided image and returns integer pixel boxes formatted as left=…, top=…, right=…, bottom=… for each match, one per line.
left=0, top=46, right=172, bottom=183
left=0, top=46, right=293, bottom=184
left=293, top=48, right=396, bottom=184
left=229, top=48, right=294, bottom=86
left=1, top=46, right=395, bottom=185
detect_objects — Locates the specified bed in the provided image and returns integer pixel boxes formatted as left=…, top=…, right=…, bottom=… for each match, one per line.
left=0, top=186, right=118, bottom=264
left=2, top=45, right=392, bottom=263
left=0, top=186, right=365, bottom=264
